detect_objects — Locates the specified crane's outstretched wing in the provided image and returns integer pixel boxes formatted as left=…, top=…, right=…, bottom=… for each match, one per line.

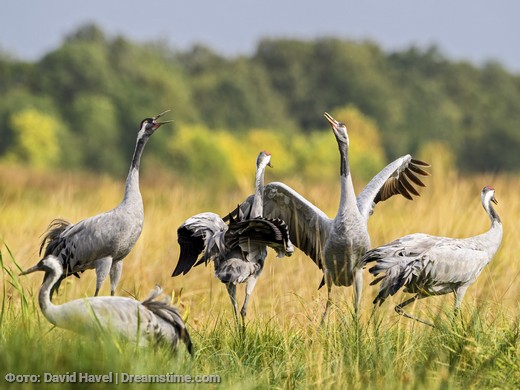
left=230, top=182, right=332, bottom=269
left=356, top=155, right=430, bottom=221
left=172, top=212, right=227, bottom=276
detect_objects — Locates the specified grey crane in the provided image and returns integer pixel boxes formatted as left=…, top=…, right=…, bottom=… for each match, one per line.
left=20, top=255, right=192, bottom=353
left=172, top=151, right=294, bottom=325
left=232, top=113, right=430, bottom=321
left=38, top=110, right=173, bottom=297
left=361, top=186, right=502, bottom=326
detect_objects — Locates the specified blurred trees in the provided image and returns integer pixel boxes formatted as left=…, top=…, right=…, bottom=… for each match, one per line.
left=1, top=23, right=520, bottom=184
left=4, top=108, right=61, bottom=168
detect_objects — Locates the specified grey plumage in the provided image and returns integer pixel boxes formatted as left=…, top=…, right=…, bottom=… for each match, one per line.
left=37, top=110, right=173, bottom=297
left=172, top=151, right=294, bottom=324
left=232, top=113, right=429, bottom=321
left=20, top=255, right=192, bottom=354
left=362, top=186, right=502, bottom=326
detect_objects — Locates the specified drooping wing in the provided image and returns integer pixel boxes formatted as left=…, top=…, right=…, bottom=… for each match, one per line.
left=356, top=155, right=430, bottom=220
left=225, top=217, right=294, bottom=258
left=231, top=182, right=332, bottom=269
left=172, top=212, right=228, bottom=276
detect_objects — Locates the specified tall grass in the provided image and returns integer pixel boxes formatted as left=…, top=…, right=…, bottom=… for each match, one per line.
left=0, top=164, right=519, bottom=388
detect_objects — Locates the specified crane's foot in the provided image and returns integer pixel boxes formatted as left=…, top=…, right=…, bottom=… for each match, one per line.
left=395, top=305, right=434, bottom=327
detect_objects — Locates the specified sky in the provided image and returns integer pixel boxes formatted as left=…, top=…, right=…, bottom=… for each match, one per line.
left=1, top=1, right=519, bottom=72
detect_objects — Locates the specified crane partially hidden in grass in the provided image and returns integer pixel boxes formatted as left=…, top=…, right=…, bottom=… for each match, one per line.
left=362, top=186, right=503, bottom=327
left=20, top=255, right=192, bottom=354
left=37, top=110, right=173, bottom=298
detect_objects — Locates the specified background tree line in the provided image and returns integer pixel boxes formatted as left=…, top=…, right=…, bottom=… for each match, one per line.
left=1, top=24, right=519, bottom=185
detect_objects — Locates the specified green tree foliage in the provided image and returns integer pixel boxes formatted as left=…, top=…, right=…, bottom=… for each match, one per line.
left=1, top=24, right=520, bottom=178
left=181, top=46, right=292, bottom=132
left=69, top=94, right=123, bottom=173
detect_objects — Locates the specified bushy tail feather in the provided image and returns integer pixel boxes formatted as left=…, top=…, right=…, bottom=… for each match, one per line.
left=368, top=257, right=419, bottom=305
left=142, top=288, right=193, bottom=355
left=39, top=219, right=71, bottom=256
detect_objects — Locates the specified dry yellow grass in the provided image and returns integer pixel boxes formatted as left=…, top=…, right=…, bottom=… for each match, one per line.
left=1, top=163, right=518, bottom=327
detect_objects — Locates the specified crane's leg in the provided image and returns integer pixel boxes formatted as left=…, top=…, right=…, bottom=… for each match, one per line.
left=93, top=257, right=112, bottom=296
left=109, top=260, right=123, bottom=296
left=353, top=267, right=363, bottom=317
left=453, top=285, right=468, bottom=326
left=454, top=285, right=468, bottom=313
left=226, top=283, right=240, bottom=325
left=320, top=270, right=334, bottom=325
left=240, top=275, right=258, bottom=328
left=395, top=295, right=434, bottom=327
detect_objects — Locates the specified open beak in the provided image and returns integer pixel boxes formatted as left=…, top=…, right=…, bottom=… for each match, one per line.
left=491, top=195, right=498, bottom=205
left=20, top=262, right=43, bottom=276
left=267, top=161, right=273, bottom=168
left=323, top=112, right=339, bottom=127
left=152, top=109, right=174, bottom=129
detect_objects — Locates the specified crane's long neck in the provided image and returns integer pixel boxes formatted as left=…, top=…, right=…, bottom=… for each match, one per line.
left=250, top=164, right=267, bottom=218
left=337, top=142, right=358, bottom=219
left=38, top=272, right=61, bottom=325
left=480, top=198, right=503, bottom=257
left=121, top=133, right=149, bottom=207
left=485, top=200, right=502, bottom=228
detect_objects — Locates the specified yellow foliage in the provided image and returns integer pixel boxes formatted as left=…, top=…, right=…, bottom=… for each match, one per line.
left=291, top=131, right=337, bottom=182
left=167, top=108, right=387, bottom=188
left=5, top=109, right=61, bottom=169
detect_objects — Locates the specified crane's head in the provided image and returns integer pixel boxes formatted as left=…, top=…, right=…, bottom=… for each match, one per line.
left=20, top=255, right=64, bottom=278
left=482, top=186, right=498, bottom=205
left=324, top=112, right=349, bottom=145
left=139, top=109, right=174, bottom=137
left=257, top=150, right=273, bottom=169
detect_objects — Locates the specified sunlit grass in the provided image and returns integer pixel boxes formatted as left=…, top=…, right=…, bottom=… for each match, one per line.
left=1, top=164, right=519, bottom=388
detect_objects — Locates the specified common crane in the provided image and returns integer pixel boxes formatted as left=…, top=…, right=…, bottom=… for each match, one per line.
left=20, top=255, right=192, bottom=353
left=232, top=113, right=430, bottom=321
left=37, top=110, right=173, bottom=297
left=172, top=151, right=294, bottom=325
left=362, top=186, right=502, bottom=326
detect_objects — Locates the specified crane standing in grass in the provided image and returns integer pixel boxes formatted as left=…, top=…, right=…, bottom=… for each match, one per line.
left=362, top=186, right=502, bottom=327
left=233, top=113, right=430, bottom=322
left=172, top=151, right=294, bottom=325
left=37, top=110, right=173, bottom=297
left=20, top=255, right=192, bottom=353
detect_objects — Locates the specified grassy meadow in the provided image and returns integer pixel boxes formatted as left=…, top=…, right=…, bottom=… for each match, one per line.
left=0, top=163, right=519, bottom=389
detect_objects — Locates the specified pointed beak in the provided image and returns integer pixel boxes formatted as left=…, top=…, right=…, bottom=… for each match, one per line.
left=20, top=263, right=43, bottom=276
left=153, top=109, right=171, bottom=120
left=324, top=111, right=345, bottom=139
left=491, top=195, right=498, bottom=205
left=267, top=161, right=273, bottom=168
left=152, top=109, right=174, bottom=129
